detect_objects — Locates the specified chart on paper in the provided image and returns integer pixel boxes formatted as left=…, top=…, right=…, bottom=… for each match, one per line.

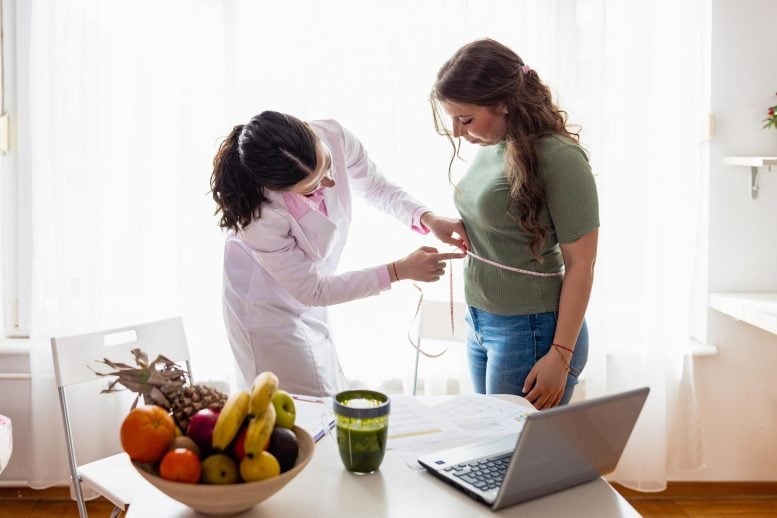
left=386, top=396, right=467, bottom=448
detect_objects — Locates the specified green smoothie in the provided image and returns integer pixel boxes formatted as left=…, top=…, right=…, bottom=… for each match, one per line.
left=335, top=414, right=388, bottom=474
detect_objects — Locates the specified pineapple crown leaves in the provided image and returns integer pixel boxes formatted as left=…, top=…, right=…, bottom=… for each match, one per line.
left=90, top=347, right=191, bottom=409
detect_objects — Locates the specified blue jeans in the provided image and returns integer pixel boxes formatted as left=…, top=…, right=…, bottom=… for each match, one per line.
left=466, top=307, right=588, bottom=405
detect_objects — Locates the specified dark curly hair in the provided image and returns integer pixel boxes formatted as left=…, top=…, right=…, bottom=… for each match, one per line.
left=210, top=111, right=317, bottom=231
left=431, top=38, right=580, bottom=260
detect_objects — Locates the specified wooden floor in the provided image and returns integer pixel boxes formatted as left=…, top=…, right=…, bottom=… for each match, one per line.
left=0, top=488, right=117, bottom=517
left=1, top=483, right=776, bottom=517
left=612, top=482, right=777, bottom=517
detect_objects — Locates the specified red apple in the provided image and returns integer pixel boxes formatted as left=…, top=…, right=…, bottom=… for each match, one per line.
left=186, top=408, right=220, bottom=457
left=232, top=425, right=248, bottom=461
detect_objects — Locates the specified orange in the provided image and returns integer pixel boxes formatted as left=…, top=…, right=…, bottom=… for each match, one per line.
left=120, top=405, right=176, bottom=463
left=159, top=448, right=202, bottom=484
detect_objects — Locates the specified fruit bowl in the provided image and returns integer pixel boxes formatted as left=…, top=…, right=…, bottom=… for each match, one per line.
left=132, top=426, right=314, bottom=517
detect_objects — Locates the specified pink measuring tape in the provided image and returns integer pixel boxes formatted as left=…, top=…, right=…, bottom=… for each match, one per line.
left=408, top=251, right=565, bottom=358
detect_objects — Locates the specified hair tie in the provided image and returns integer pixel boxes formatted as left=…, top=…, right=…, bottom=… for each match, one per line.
left=520, top=64, right=532, bottom=75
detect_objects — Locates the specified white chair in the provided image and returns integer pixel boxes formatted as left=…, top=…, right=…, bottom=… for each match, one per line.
left=51, top=316, right=192, bottom=518
left=411, top=300, right=468, bottom=395
left=0, top=414, right=11, bottom=475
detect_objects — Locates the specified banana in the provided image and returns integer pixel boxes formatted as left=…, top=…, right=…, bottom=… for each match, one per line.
left=243, top=403, right=276, bottom=459
left=211, top=390, right=251, bottom=451
left=249, top=371, right=279, bottom=416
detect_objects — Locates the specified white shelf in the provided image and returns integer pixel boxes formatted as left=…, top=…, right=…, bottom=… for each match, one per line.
left=724, top=156, right=777, bottom=199
left=724, top=156, right=777, bottom=167
left=709, top=292, right=777, bottom=336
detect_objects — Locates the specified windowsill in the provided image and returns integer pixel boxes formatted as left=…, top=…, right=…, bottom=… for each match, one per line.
left=709, top=292, right=777, bottom=336
left=0, top=337, right=30, bottom=355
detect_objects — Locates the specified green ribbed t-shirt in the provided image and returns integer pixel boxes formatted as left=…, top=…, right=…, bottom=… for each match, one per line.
left=454, top=135, right=599, bottom=315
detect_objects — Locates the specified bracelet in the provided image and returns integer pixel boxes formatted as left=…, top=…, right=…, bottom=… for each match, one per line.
left=392, top=261, right=400, bottom=281
left=552, top=343, right=574, bottom=354
left=552, top=346, right=571, bottom=373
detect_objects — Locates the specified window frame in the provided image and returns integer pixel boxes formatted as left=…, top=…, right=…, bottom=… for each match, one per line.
left=1, top=0, right=28, bottom=339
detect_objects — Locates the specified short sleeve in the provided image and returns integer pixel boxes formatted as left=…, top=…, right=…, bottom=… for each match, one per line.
left=541, top=138, right=599, bottom=243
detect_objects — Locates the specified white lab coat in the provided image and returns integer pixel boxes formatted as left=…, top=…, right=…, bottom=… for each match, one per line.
left=222, top=119, right=426, bottom=396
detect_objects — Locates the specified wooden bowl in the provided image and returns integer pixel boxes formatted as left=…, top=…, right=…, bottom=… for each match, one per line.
left=133, top=426, right=314, bottom=516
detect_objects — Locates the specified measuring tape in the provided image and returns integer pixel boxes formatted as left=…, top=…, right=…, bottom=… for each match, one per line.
left=408, top=251, right=565, bottom=358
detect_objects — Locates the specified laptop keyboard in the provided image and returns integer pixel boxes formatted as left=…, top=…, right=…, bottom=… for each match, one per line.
left=443, top=453, right=512, bottom=492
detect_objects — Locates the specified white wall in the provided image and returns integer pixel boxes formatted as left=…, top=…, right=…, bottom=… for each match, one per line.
left=675, top=0, right=777, bottom=481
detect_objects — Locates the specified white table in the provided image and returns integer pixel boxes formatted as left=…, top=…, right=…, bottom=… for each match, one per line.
left=126, top=396, right=640, bottom=518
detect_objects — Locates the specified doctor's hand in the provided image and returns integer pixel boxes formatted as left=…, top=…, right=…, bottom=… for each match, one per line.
left=393, top=246, right=466, bottom=283
left=420, top=212, right=470, bottom=253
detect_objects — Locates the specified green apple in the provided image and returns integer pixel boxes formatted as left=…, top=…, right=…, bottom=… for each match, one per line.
left=271, top=390, right=296, bottom=429
left=200, top=454, right=239, bottom=484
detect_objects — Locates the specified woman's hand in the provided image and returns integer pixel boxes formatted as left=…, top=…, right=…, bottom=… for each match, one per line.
left=523, top=349, right=570, bottom=410
left=421, top=212, right=470, bottom=253
left=393, top=246, right=465, bottom=282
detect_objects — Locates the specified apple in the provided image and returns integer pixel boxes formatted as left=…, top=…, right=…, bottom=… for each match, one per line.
left=267, top=427, right=299, bottom=473
left=240, top=451, right=280, bottom=482
left=169, top=436, right=201, bottom=458
left=201, top=454, right=239, bottom=484
left=271, top=390, right=296, bottom=429
left=231, top=424, right=248, bottom=461
left=186, top=408, right=220, bottom=457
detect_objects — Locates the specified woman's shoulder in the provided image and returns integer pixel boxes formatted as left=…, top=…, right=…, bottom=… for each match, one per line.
left=308, top=118, right=344, bottom=135
left=309, top=119, right=356, bottom=155
left=308, top=119, right=351, bottom=146
left=309, top=119, right=366, bottom=163
left=239, top=201, right=292, bottom=243
left=536, top=134, right=590, bottom=176
left=537, top=133, right=588, bottom=159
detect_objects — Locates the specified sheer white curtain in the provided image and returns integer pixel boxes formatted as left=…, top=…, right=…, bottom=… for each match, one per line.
left=20, top=0, right=705, bottom=490
left=21, top=0, right=233, bottom=486
left=574, top=0, right=709, bottom=490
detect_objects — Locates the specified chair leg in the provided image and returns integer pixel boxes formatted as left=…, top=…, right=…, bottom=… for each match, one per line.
left=412, top=339, right=421, bottom=396
left=109, top=505, right=124, bottom=518
left=58, top=388, right=89, bottom=517
left=71, top=477, right=89, bottom=518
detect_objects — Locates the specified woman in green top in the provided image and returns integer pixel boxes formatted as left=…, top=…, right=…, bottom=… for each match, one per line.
left=431, top=39, right=599, bottom=410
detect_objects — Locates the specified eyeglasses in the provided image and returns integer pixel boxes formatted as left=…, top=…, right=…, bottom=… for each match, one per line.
left=300, top=163, right=334, bottom=196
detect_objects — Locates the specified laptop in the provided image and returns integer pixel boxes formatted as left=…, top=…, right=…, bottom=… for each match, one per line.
left=417, top=386, right=649, bottom=511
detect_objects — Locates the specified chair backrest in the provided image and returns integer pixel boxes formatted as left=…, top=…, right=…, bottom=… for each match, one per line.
left=417, top=300, right=468, bottom=343
left=412, top=300, right=468, bottom=395
left=50, top=318, right=189, bottom=517
left=51, top=316, right=190, bottom=388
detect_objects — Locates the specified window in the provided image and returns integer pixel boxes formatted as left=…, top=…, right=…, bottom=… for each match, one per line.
left=0, top=0, right=27, bottom=338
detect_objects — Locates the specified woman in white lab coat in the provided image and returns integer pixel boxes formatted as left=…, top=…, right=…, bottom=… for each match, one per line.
left=211, top=111, right=468, bottom=396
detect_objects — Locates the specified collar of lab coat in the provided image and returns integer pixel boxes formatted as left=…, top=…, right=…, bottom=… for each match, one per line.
left=266, top=188, right=340, bottom=261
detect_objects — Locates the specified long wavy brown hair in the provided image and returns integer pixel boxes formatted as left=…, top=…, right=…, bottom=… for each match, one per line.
left=431, top=38, right=580, bottom=260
